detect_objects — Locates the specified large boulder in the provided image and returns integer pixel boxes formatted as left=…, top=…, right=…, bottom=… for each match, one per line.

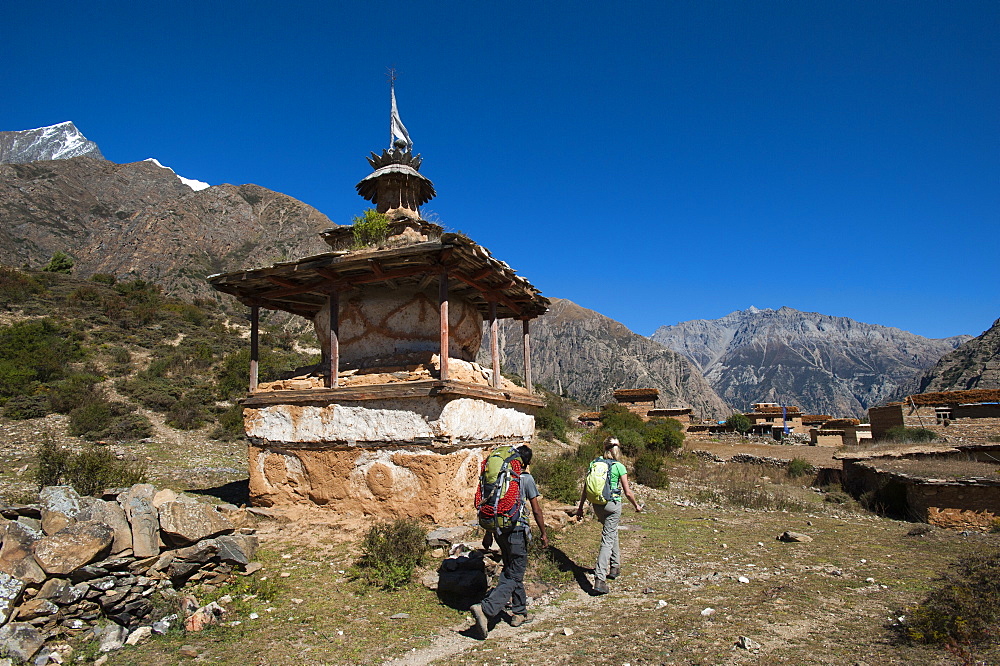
left=0, top=521, right=46, bottom=584
left=215, top=534, right=258, bottom=566
left=158, top=502, right=233, bottom=546
left=119, top=484, right=159, bottom=558
left=33, top=520, right=114, bottom=575
left=39, top=486, right=83, bottom=535
left=0, top=570, right=27, bottom=624
left=0, top=622, right=44, bottom=662
left=80, top=497, right=132, bottom=554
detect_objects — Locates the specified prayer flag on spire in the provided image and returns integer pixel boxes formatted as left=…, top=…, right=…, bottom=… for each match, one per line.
left=390, top=86, right=412, bottom=151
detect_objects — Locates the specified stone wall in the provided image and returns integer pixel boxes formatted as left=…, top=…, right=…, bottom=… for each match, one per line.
left=842, top=459, right=1000, bottom=530
left=869, top=403, right=1000, bottom=443
left=0, top=484, right=257, bottom=663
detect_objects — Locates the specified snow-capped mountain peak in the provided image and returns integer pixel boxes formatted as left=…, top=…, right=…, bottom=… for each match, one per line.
left=143, top=158, right=210, bottom=191
left=0, top=121, right=105, bottom=163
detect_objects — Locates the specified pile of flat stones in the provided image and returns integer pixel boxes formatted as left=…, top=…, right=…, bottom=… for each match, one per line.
left=0, top=484, right=258, bottom=663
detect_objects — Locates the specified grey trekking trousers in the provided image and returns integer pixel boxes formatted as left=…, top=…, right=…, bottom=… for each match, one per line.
left=593, top=500, right=621, bottom=582
left=481, top=529, right=528, bottom=617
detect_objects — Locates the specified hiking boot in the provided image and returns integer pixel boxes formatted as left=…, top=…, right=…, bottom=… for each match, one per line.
left=593, top=578, right=610, bottom=595
left=607, top=566, right=620, bottom=580
left=470, top=603, right=489, bottom=638
left=510, top=612, right=532, bottom=627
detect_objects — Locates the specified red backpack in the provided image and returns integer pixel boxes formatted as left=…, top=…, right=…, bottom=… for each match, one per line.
left=475, top=445, right=524, bottom=533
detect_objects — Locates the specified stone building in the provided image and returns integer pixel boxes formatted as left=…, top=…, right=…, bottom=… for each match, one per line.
left=744, top=403, right=804, bottom=438
left=208, top=129, right=549, bottom=523
left=868, top=389, right=1000, bottom=443
left=612, top=388, right=659, bottom=418
left=808, top=419, right=872, bottom=447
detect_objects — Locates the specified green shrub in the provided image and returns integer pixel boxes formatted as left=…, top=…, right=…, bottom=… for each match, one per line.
left=48, top=373, right=103, bottom=413
left=600, top=404, right=645, bottom=433
left=2, top=394, right=51, bottom=419
left=210, top=403, right=245, bottom=441
left=884, top=426, right=938, bottom=443
left=633, top=451, right=669, bottom=489
left=354, top=518, right=427, bottom=590
left=725, top=413, right=752, bottom=434
left=68, top=396, right=150, bottom=442
left=35, top=438, right=70, bottom=488
left=351, top=209, right=390, bottom=248
left=535, top=401, right=568, bottom=442
left=42, top=251, right=74, bottom=274
left=786, top=457, right=815, bottom=479
left=166, top=395, right=207, bottom=430
left=0, top=319, right=84, bottom=401
left=34, top=441, right=147, bottom=495
left=824, top=491, right=852, bottom=505
left=644, top=418, right=685, bottom=453
left=0, top=266, right=44, bottom=305
left=905, top=550, right=1000, bottom=646
left=532, top=456, right=581, bottom=504
left=616, top=429, right=645, bottom=457
left=91, top=273, right=117, bottom=286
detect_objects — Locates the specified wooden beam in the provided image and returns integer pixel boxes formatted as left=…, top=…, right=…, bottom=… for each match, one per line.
left=249, top=305, right=259, bottom=392
left=240, top=379, right=547, bottom=408
left=489, top=300, right=500, bottom=388
left=522, top=318, right=532, bottom=394
left=267, top=276, right=299, bottom=288
left=439, top=268, right=449, bottom=381
left=327, top=291, right=340, bottom=388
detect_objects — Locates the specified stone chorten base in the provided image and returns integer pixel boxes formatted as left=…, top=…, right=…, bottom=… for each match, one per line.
left=241, top=383, right=539, bottom=523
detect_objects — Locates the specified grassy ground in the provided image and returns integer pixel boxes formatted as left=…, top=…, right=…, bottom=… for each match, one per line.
left=4, top=418, right=998, bottom=665
left=85, top=450, right=1000, bottom=665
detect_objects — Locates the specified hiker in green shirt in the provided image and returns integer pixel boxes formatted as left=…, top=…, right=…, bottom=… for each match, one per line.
left=575, top=437, right=643, bottom=594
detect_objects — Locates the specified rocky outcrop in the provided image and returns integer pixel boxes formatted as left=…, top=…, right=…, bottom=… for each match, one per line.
left=651, top=306, right=969, bottom=418
left=0, top=156, right=332, bottom=302
left=917, top=317, right=1000, bottom=393
left=480, top=298, right=729, bottom=419
left=0, top=484, right=258, bottom=663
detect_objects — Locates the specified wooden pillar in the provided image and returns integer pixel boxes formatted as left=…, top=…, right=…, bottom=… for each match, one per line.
left=439, top=269, right=449, bottom=381
left=249, top=304, right=259, bottom=392
left=327, top=291, right=340, bottom=388
left=522, top=318, right=532, bottom=394
left=489, top=300, right=500, bottom=388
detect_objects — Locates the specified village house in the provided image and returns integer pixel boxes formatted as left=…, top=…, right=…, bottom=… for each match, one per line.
left=809, top=418, right=872, bottom=447
left=576, top=389, right=694, bottom=429
left=208, top=126, right=549, bottom=523
left=868, top=389, right=1000, bottom=444
left=745, top=403, right=804, bottom=438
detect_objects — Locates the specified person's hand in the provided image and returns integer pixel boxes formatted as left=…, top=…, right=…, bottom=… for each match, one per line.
left=635, top=503, right=645, bottom=513
left=575, top=506, right=584, bottom=521
left=541, top=533, right=549, bottom=548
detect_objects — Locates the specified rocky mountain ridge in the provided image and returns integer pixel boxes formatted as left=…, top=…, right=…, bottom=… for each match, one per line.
left=480, top=298, right=730, bottom=419
left=0, top=122, right=105, bottom=164
left=0, top=156, right=332, bottom=302
left=652, top=306, right=970, bottom=418
left=916, top=317, right=1000, bottom=393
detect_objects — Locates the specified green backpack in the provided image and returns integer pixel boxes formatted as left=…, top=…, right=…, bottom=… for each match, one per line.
left=475, top=444, right=524, bottom=532
left=585, top=457, right=617, bottom=505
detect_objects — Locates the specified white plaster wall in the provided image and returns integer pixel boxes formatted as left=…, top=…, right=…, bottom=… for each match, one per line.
left=245, top=396, right=535, bottom=443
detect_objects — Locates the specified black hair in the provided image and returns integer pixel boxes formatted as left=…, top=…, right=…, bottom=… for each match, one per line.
left=518, top=445, right=533, bottom=467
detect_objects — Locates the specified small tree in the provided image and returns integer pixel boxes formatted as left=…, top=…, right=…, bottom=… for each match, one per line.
left=42, top=251, right=74, bottom=274
left=726, top=413, right=752, bottom=434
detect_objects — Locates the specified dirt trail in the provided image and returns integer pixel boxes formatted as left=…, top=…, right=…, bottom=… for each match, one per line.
left=384, top=521, right=646, bottom=666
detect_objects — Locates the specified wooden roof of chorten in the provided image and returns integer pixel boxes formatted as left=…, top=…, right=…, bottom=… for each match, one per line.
left=208, top=222, right=549, bottom=320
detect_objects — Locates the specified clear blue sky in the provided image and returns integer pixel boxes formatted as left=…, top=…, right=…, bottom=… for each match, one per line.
left=5, top=1, right=998, bottom=339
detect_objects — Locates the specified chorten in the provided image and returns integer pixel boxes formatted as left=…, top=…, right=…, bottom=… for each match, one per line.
left=208, top=92, right=548, bottom=522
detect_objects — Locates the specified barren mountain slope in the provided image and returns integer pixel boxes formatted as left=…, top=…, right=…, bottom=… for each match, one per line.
left=0, top=157, right=332, bottom=302
left=917, top=317, right=1000, bottom=392
left=652, top=306, right=969, bottom=417
left=481, top=298, right=730, bottom=419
